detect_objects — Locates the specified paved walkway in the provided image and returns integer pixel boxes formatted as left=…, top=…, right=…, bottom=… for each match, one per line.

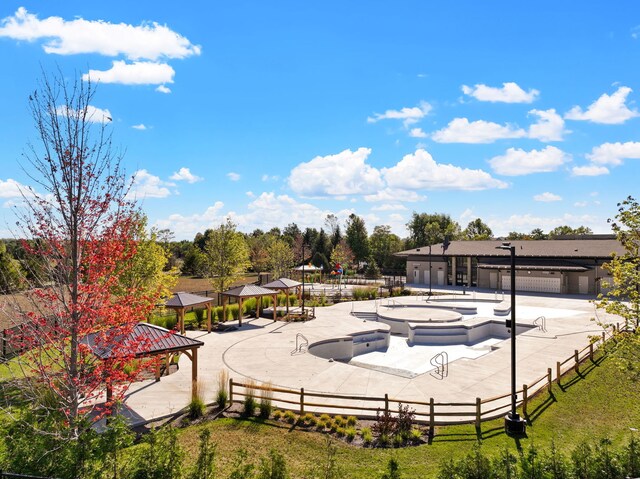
left=120, top=289, right=617, bottom=424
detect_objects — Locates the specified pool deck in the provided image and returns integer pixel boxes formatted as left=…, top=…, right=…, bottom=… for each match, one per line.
left=118, top=289, right=618, bottom=424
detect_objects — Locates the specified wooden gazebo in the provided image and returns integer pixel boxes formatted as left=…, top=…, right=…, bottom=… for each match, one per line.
left=262, top=278, right=302, bottom=315
left=292, top=264, right=323, bottom=283
left=220, top=284, right=279, bottom=326
left=165, top=292, right=215, bottom=334
left=81, top=323, right=204, bottom=402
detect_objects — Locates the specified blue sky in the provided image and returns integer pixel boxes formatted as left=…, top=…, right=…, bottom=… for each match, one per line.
left=1, top=1, right=639, bottom=240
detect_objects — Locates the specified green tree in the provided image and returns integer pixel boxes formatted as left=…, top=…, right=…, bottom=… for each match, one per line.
left=406, top=212, right=460, bottom=248
left=345, top=214, right=370, bottom=264
left=462, top=218, right=493, bottom=240
left=204, top=218, right=251, bottom=293
left=0, top=240, right=25, bottom=293
left=267, top=238, right=295, bottom=279
left=596, top=196, right=640, bottom=373
left=330, top=240, right=355, bottom=270
left=314, top=228, right=331, bottom=261
left=529, top=228, right=547, bottom=240
left=507, top=231, right=529, bottom=240
left=247, top=233, right=272, bottom=273
left=369, top=225, right=405, bottom=272
left=549, top=225, right=593, bottom=238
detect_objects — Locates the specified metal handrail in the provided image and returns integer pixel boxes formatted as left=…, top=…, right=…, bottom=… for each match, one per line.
left=291, top=333, right=309, bottom=355
left=533, top=315, right=547, bottom=332
left=430, top=351, right=449, bottom=379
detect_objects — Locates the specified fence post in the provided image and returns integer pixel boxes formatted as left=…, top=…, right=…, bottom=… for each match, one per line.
left=589, top=343, right=594, bottom=361
left=429, top=397, right=435, bottom=438
left=547, top=368, right=552, bottom=393
left=602, top=331, right=606, bottom=344
left=556, top=361, right=561, bottom=386
left=522, top=384, right=528, bottom=416
left=1, top=329, right=5, bottom=359
left=229, top=378, right=234, bottom=405
left=300, top=388, right=305, bottom=415
left=574, top=350, right=580, bottom=374
left=384, top=394, right=389, bottom=415
left=475, top=397, right=481, bottom=429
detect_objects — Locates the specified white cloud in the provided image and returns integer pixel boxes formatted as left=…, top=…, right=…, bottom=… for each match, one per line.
left=565, top=86, right=639, bottom=124
left=574, top=201, right=588, bottom=207
left=83, top=60, right=174, bottom=85
left=363, top=188, right=425, bottom=203
left=383, top=149, right=508, bottom=191
left=288, top=147, right=384, bottom=196
left=227, top=172, right=241, bottom=181
left=431, top=118, right=526, bottom=143
left=586, top=141, right=640, bottom=165
left=246, top=191, right=255, bottom=198
left=261, top=174, right=280, bottom=182
left=528, top=109, right=568, bottom=142
left=156, top=85, right=171, bottom=94
left=571, top=165, right=610, bottom=176
left=534, top=192, right=562, bottom=202
left=461, top=82, right=539, bottom=103
left=0, top=179, right=32, bottom=198
left=367, top=101, right=432, bottom=127
left=488, top=213, right=602, bottom=237
left=489, top=146, right=570, bottom=176
left=56, top=104, right=112, bottom=123
left=170, top=167, right=202, bottom=183
left=371, top=203, right=408, bottom=212
left=128, top=169, right=171, bottom=199
left=0, top=7, right=201, bottom=61
left=153, top=201, right=226, bottom=238
left=132, top=123, right=147, bottom=130
left=409, top=128, right=427, bottom=138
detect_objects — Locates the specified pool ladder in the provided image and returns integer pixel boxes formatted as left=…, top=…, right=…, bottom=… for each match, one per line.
left=534, top=315, right=547, bottom=332
left=291, top=333, right=309, bottom=355
left=430, top=351, right=449, bottom=380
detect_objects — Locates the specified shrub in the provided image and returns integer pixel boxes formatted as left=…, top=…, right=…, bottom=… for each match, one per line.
left=194, top=308, right=205, bottom=328
left=242, top=381, right=257, bottom=418
left=319, top=413, right=332, bottom=423
left=378, top=434, right=391, bottom=448
left=283, top=410, right=297, bottom=424
left=336, top=427, right=346, bottom=437
left=392, top=434, right=403, bottom=448
left=345, top=428, right=357, bottom=442
left=258, top=449, right=288, bottom=479
left=395, top=403, right=416, bottom=442
left=316, top=420, right=327, bottom=431
left=373, top=409, right=397, bottom=440
left=216, top=369, right=229, bottom=409
left=189, top=428, right=216, bottom=479
left=189, top=381, right=206, bottom=419
left=361, top=427, right=373, bottom=446
left=258, top=382, right=273, bottom=419
left=409, top=428, right=422, bottom=444
left=273, top=410, right=283, bottom=421
left=346, top=416, right=357, bottom=427
left=333, top=415, right=345, bottom=427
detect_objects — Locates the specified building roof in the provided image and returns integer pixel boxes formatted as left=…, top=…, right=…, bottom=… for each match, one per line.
left=262, top=278, right=302, bottom=290
left=292, top=264, right=323, bottom=271
left=397, top=238, right=624, bottom=259
left=81, top=323, right=204, bottom=360
left=221, top=284, right=278, bottom=298
left=165, top=292, right=213, bottom=308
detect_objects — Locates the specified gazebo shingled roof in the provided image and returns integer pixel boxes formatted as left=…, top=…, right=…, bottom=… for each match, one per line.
left=164, top=292, right=215, bottom=334
left=220, top=284, right=280, bottom=325
left=81, top=323, right=204, bottom=404
left=262, top=278, right=302, bottom=289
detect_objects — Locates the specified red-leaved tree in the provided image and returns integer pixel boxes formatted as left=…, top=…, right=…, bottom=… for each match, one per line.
left=7, top=71, right=162, bottom=439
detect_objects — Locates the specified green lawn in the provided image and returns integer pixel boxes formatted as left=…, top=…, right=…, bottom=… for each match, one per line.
left=173, top=350, right=640, bottom=478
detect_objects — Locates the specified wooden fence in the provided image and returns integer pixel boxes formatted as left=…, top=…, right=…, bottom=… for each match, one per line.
left=228, top=330, right=610, bottom=433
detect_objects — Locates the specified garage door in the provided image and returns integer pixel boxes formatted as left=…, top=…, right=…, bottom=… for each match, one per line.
left=501, top=275, right=561, bottom=293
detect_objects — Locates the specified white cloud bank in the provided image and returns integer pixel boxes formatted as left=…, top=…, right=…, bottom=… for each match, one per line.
left=489, top=146, right=570, bottom=176
left=0, top=7, right=201, bottom=60
left=527, top=109, right=568, bottom=142
left=367, top=101, right=432, bottom=127
left=462, top=82, right=539, bottom=103
left=586, top=141, right=640, bottom=165
left=170, top=167, right=202, bottom=183
left=432, top=118, right=526, bottom=143
left=0, top=179, right=32, bottom=198
left=565, top=86, right=639, bottom=124
left=83, top=60, right=175, bottom=85
left=56, top=104, right=112, bottom=124
left=128, top=170, right=172, bottom=199
left=533, top=192, right=562, bottom=202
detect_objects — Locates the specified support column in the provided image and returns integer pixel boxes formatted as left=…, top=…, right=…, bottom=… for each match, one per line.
left=180, top=308, right=185, bottom=334
left=223, top=296, right=227, bottom=322
left=191, top=347, right=198, bottom=400
left=272, top=294, right=277, bottom=320
left=451, top=257, right=457, bottom=286
left=467, top=257, right=472, bottom=287
left=238, top=298, right=244, bottom=326
left=206, top=303, right=212, bottom=333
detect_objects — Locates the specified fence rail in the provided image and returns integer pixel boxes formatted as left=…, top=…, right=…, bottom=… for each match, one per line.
left=228, top=330, right=610, bottom=433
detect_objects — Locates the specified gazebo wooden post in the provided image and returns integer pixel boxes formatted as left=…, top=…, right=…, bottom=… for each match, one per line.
left=155, top=357, right=161, bottom=382
left=222, top=295, right=227, bottom=323
left=272, top=294, right=277, bottom=320
left=238, top=297, right=244, bottom=326
left=206, top=303, right=212, bottom=333
left=286, top=288, right=290, bottom=314
left=257, top=296, right=262, bottom=318
left=180, top=308, right=186, bottom=334
left=191, top=347, right=198, bottom=400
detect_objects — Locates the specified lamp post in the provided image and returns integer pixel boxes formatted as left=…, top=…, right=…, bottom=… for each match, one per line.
left=301, top=242, right=306, bottom=313
left=496, top=242, right=526, bottom=435
left=428, top=244, right=432, bottom=297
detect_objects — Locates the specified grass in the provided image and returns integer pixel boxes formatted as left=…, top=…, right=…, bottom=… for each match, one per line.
left=172, top=348, right=640, bottom=478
